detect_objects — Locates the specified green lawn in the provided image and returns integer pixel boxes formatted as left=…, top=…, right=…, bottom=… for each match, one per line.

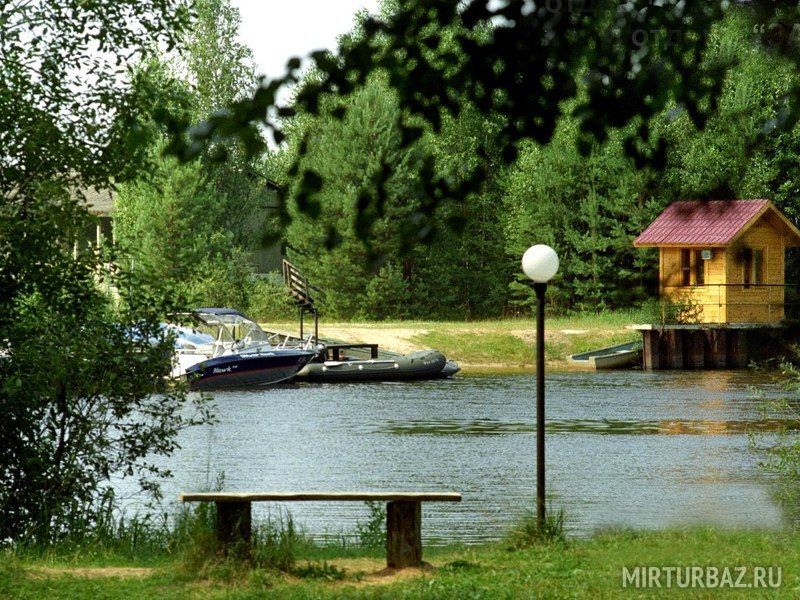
left=266, top=309, right=648, bottom=371
left=4, top=528, right=799, bottom=598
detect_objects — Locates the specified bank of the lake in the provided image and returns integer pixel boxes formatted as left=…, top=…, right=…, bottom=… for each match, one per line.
left=266, top=309, right=647, bottom=372
left=4, top=528, right=799, bottom=598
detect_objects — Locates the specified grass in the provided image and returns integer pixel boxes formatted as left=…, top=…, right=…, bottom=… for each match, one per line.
left=414, top=328, right=536, bottom=367
left=4, top=527, right=800, bottom=598
left=505, top=507, right=566, bottom=548
left=267, top=308, right=649, bottom=371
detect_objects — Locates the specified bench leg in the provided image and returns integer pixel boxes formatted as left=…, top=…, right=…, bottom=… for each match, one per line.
left=386, top=501, right=422, bottom=569
left=215, top=501, right=251, bottom=556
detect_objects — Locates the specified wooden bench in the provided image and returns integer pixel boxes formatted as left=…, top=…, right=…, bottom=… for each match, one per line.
left=179, top=492, right=462, bottom=569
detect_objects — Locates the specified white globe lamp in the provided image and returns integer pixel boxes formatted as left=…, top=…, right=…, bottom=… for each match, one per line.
left=522, top=244, right=559, bottom=283
left=521, top=243, right=558, bottom=531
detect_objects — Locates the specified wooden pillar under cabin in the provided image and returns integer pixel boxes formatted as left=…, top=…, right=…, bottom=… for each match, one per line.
left=386, top=501, right=422, bottom=569
left=215, top=501, right=252, bottom=554
left=729, top=330, right=749, bottom=368
left=642, top=330, right=660, bottom=370
left=687, top=330, right=706, bottom=369
left=708, top=330, right=727, bottom=368
left=667, top=330, right=684, bottom=369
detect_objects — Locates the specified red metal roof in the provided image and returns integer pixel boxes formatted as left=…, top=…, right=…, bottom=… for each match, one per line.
left=634, top=200, right=770, bottom=246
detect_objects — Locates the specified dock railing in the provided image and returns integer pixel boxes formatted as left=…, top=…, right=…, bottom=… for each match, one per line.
left=281, top=258, right=327, bottom=343
left=282, top=259, right=318, bottom=308
left=661, top=283, right=800, bottom=322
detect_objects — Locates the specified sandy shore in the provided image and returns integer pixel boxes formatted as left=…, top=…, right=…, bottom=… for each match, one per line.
left=264, top=320, right=637, bottom=373
left=316, top=325, right=430, bottom=354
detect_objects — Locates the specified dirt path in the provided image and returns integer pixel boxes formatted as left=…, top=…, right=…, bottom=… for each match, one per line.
left=318, top=325, right=614, bottom=353
left=32, top=566, right=154, bottom=579
left=318, top=326, right=429, bottom=354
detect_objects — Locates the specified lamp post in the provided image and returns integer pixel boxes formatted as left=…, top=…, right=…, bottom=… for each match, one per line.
left=521, top=244, right=559, bottom=529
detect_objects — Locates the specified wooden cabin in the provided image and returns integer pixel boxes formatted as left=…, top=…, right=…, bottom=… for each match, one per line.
left=634, top=200, right=800, bottom=324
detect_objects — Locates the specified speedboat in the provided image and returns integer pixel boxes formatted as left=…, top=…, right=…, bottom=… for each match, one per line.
left=169, top=308, right=316, bottom=390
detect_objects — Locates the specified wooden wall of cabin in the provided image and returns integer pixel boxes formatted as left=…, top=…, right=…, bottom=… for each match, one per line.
left=726, top=216, right=785, bottom=323
left=659, top=247, right=727, bottom=323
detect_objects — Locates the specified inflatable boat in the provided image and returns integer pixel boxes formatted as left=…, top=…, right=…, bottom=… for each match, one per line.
left=294, top=350, right=459, bottom=382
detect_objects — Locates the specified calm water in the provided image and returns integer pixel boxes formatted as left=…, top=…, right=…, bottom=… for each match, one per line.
left=117, top=370, right=796, bottom=544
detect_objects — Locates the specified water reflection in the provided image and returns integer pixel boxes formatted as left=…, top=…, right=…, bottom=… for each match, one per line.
left=380, top=418, right=800, bottom=436
left=116, top=370, right=792, bottom=543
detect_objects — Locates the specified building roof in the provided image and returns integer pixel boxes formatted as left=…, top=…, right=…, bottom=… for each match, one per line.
left=633, top=199, right=800, bottom=247
left=71, top=185, right=115, bottom=216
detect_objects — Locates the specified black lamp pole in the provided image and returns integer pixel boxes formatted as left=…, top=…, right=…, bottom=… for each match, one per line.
left=534, top=281, right=547, bottom=529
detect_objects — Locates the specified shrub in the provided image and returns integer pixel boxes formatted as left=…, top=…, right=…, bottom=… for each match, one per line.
left=355, top=501, right=386, bottom=549
left=246, top=273, right=297, bottom=322
left=505, top=507, right=566, bottom=549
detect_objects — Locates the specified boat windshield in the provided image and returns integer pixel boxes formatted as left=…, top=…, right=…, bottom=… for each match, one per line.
left=194, top=311, right=272, bottom=347
left=163, top=324, right=215, bottom=350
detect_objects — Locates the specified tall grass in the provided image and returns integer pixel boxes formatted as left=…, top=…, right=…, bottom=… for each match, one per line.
left=175, top=505, right=316, bottom=580
left=8, top=492, right=175, bottom=565
left=505, top=507, right=567, bottom=549
left=5, top=498, right=391, bottom=576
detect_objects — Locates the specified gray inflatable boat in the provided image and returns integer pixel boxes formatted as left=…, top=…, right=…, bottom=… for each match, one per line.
left=294, top=350, right=459, bottom=382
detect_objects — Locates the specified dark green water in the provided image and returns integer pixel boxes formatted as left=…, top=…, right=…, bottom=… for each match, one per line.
left=119, top=370, right=795, bottom=544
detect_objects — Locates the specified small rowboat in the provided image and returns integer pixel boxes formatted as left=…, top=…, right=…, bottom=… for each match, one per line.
left=567, top=341, right=641, bottom=370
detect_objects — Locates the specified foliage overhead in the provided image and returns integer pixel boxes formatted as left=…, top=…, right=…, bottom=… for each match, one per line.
left=0, top=0, right=191, bottom=196
left=169, top=1, right=800, bottom=257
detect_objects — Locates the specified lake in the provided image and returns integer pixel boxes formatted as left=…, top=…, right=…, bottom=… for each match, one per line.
left=117, top=370, right=796, bottom=544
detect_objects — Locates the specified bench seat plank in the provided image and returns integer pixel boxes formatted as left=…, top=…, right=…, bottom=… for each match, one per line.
left=180, top=492, right=462, bottom=503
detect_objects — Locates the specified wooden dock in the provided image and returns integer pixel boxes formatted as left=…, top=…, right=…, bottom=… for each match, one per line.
left=630, top=323, right=798, bottom=370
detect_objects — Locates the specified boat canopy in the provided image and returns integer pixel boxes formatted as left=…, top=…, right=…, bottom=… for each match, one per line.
left=163, top=324, right=215, bottom=350
left=193, top=308, right=273, bottom=347
left=195, top=307, right=246, bottom=317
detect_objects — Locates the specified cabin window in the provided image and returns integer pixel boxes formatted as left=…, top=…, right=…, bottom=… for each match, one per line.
left=694, top=250, right=705, bottom=286
left=743, top=248, right=764, bottom=288
left=681, top=249, right=691, bottom=286
left=754, top=249, right=764, bottom=285
left=99, top=216, right=114, bottom=246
